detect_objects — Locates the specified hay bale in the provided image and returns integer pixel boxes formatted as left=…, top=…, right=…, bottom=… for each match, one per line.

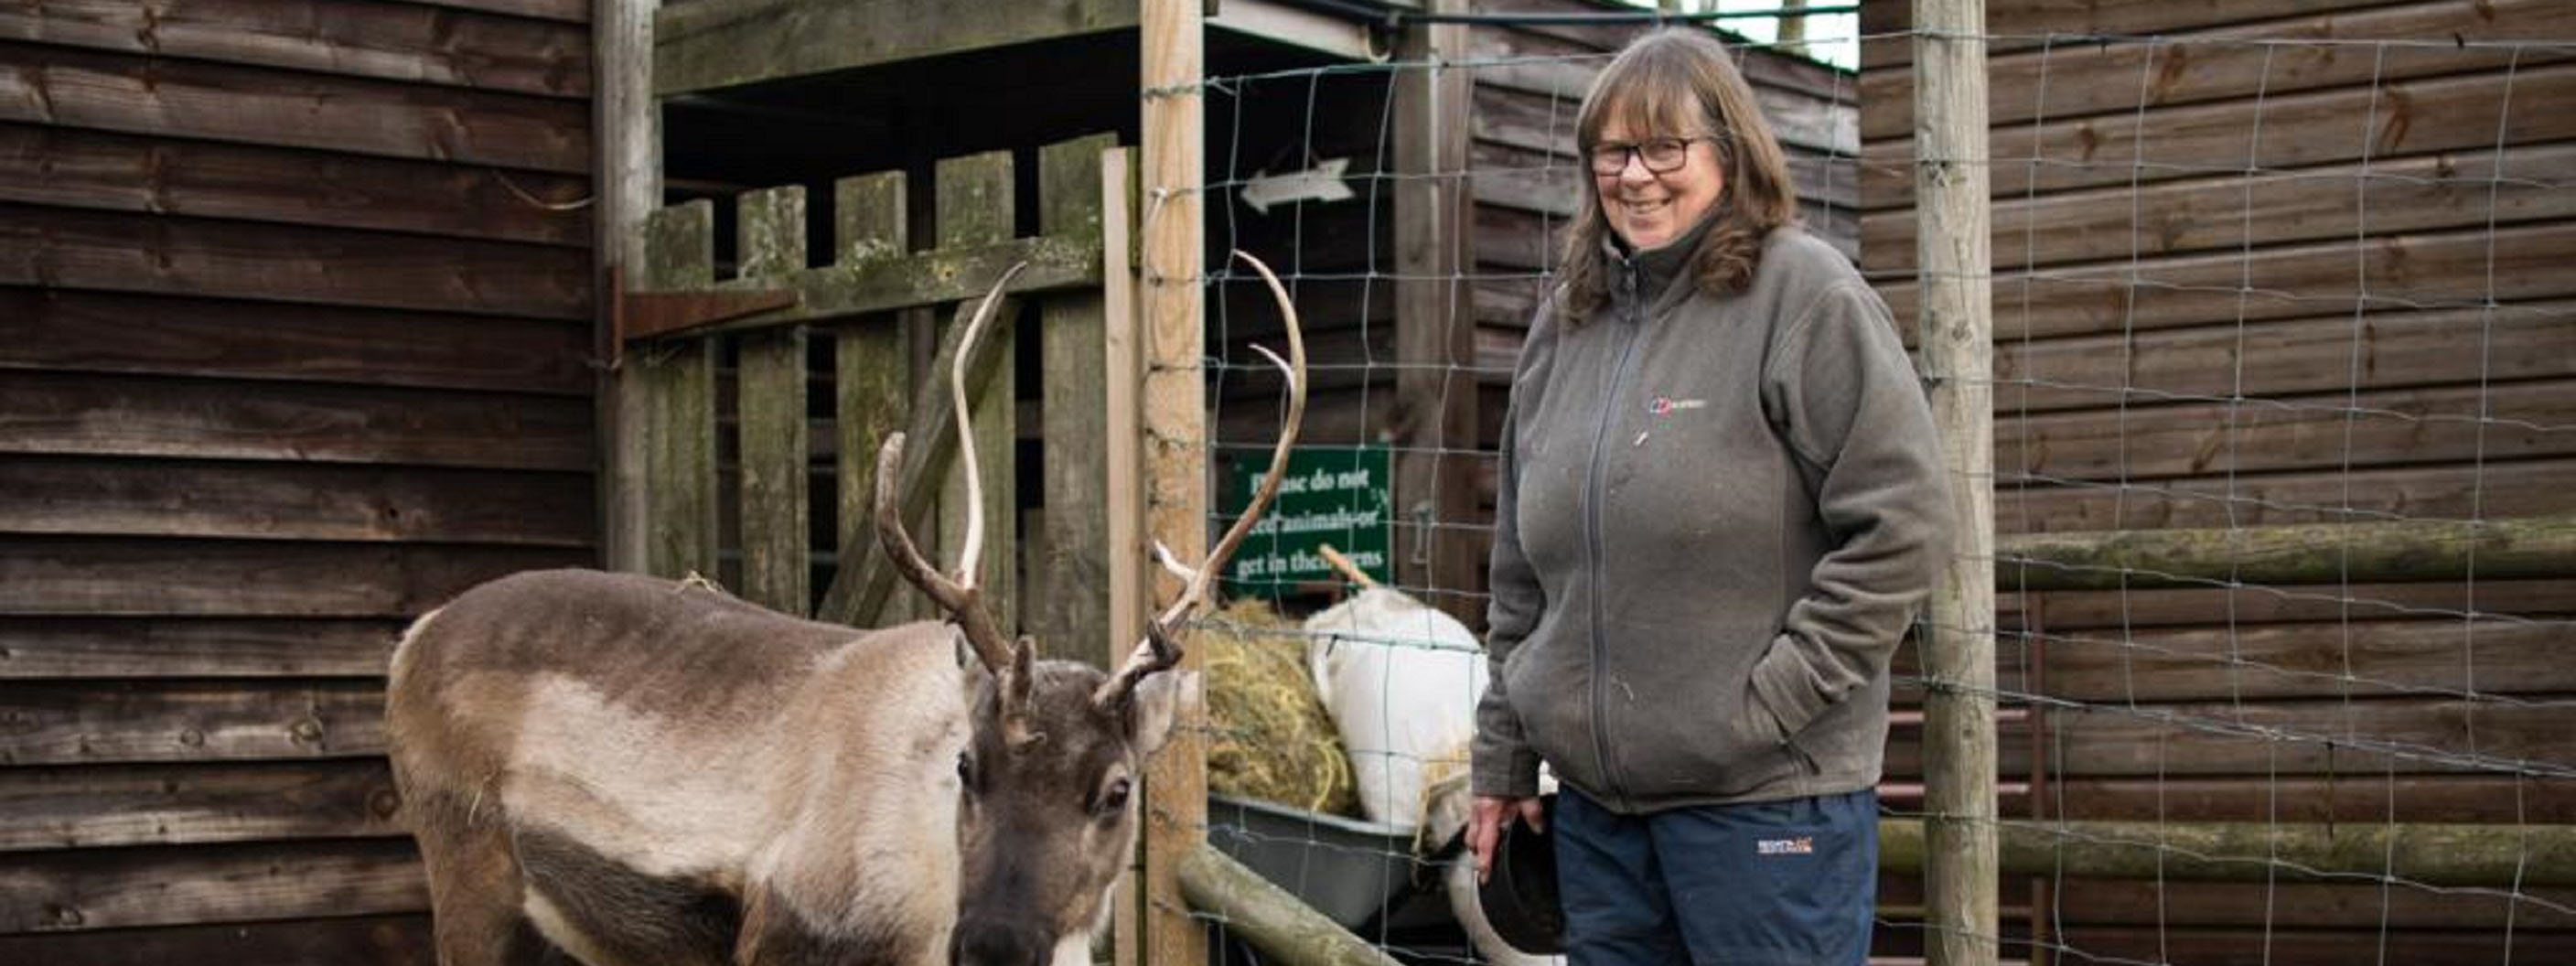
left=1199, top=597, right=1360, bottom=818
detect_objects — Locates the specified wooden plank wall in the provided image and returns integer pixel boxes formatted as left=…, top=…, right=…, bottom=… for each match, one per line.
left=0, top=0, right=596, bottom=961
left=1208, top=0, right=1859, bottom=601
left=1859, top=1, right=2576, bottom=962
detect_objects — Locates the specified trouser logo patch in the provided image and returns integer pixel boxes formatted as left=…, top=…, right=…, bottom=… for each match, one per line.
left=1755, top=836, right=1815, bottom=855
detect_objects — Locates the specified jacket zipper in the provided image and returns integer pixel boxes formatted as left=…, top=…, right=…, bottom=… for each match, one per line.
left=1585, top=260, right=1646, bottom=810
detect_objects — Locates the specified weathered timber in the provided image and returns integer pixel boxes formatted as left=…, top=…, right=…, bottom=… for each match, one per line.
left=2053, top=877, right=2576, bottom=929
left=0, top=617, right=406, bottom=680
left=0, top=759, right=402, bottom=850
left=1468, top=61, right=1856, bottom=159
left=735, top=184, right=810, bottom=613
left=1986, top=299, right=2576, bottom=414
left=2050, top=923, right=2576, bottom=965
left=2017, top=579, right=2576, bottom=630
left=2042, top=697, right=2575, bottom=777
left=2051, top=775, right=2576, bottom=824
left=0, top=290, right=591, bottom=394
left=0, top=838, right=424, bottom=932
left=812, top=294, right=1019, bottom=628
left=1862, top=0, right=2406, bottom=68
left=1882, top=221, right=2576, bottom=339
left=1912, top=3, right=2001, bottom=959
left=1138, top=0, right=1208, bottom=958
left=1997, top=459, right=2576, bottom=535
left=0, top=40, right=588, bottom=173
left=1995, top=381, right=2576, bottom=484
left=0, top=912, right=431, bottom=965
left=639, top=200, right=719, bottom=579
left=2034, top=617, right=2576, bottom=702
left=634, top=235, right=1100, bottom=338
left=1862, top=62, right=2576, bottom=204
left=1879, top=817, right=2576, bottom=886
left=1175, top=843, right=1404, bottom=966
left=1866, top=142, right=2576, bottom=274
left=0, top=539, right=580, bottom=617
left=0, top=371, right=594, bottom=471
left=0, top=0, right=594, bottom=98
left=0, top=681, right=387, bottom=766
left=1860, top=0, right=2576, bottom=140
left=595, top=0, right=656, bottom=576
left=1997, top=513, right=2576, bottom=591
left=654, top=0, right=1132, bottom=95
left=935, top=152, right=1018, bottom=634
left=831, top=171, right=913, bottom=623
left=0, top=123, right=590, bottom=247
left=0, top=205, right=591, bottom=320
left=0, top=459, right=593, bottom=547
left=1034, top=134, right=1117, bottom=666
left=1468, top=137, right=1862, bottom=220
left=424, top=0, right=586, bottom=22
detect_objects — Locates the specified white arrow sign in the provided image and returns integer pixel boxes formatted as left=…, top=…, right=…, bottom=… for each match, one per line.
left=1240, top=157, right=1356, bottom=215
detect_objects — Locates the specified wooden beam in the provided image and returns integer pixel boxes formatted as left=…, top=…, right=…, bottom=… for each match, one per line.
left=0, top=760, right=403, bottom=851
left=0, top=371, right=593, bottom=471
left=0, top=459, right=592, bottom=547
left=1881, top=817, right=2576, bottom=886
left=0, top=540, right=579, bottom=618
left=1135, top=0, right=1208, bottom=961
left=630, top=235, right=1101, bottom=338
left=599, top=0, right=662, bottom=576
left=1175, top=843, right=1404, bottom=966
left=0, top=839, right=424, bottom=932
left=654, top=0, right=1135, bottom=95
left=1999, top=513, right=2576, bottom=591
left=0, top=0, right=595, bottom=97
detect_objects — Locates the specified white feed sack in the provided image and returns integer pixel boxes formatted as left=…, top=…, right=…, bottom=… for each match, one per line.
left=1301, top=586, right=1488, bottom=832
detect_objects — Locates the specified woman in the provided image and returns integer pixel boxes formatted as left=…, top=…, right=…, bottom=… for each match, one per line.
left=1466, top=27, right=1955, bottom=965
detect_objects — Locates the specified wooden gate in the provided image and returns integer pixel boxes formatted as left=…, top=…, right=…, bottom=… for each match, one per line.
left=617, top=133, right=1132, bottom=660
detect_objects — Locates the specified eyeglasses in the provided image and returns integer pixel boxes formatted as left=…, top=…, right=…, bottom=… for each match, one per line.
left=1587, top=136, right=1709, bottom=176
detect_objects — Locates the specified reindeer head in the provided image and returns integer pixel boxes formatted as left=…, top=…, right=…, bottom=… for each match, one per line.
left=874, top=252, right=1306, bottom=966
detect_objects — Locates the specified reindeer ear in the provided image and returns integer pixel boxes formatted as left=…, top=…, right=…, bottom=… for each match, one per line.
left=1126, top=669, right=1197, bottom=756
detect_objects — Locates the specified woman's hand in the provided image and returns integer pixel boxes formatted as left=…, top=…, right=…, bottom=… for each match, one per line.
left=1467, top=794, right=1548, bottom=883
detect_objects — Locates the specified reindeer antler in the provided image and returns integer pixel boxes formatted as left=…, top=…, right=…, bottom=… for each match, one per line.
left=875, top=262, right=1026, bottom=679
left=1095, top=251, right=1307, bottom=711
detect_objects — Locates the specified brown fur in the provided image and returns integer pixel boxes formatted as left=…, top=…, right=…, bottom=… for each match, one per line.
left=386, top=569, right=1179, bottom=966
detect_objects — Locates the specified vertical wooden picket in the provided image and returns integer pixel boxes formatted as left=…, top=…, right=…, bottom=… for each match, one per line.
left=832, top=171, right=917, bottom=626
left=936, top=152, right=1019, bottom=634
left=1036, top=134, right=1117, bottom=667
left=735, top=185, right=811, bottom=612
left=639, top=199, right=718, bottom=580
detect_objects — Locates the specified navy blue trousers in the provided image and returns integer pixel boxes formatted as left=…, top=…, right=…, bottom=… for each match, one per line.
left=1552, top=787, right=1877, bottom=966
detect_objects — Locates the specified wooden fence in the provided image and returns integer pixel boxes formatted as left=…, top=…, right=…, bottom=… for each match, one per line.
left=620, top=134, right=1132, bottom=664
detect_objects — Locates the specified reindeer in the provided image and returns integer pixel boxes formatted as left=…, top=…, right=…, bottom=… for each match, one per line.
left=385, top=253, right=1307, bottom=966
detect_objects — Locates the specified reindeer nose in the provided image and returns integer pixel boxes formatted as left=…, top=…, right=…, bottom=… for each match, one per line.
left=950, top=918, right=1049, bottom=966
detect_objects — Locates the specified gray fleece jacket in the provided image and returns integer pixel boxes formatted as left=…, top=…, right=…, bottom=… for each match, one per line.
left=1471, top=221, right=1955, bottom=813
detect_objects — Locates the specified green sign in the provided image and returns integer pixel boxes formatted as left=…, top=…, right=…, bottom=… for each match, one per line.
left=1221, top=445, right=1391, bottom=593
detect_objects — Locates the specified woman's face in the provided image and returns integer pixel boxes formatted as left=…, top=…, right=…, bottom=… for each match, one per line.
left=1593, top=115, right=1725, bottom=252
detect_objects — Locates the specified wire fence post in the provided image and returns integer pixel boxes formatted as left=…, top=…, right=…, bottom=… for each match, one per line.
left=1913, top=0, right=1999, bottom=963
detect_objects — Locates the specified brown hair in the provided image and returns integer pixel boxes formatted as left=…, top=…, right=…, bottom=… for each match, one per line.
left=1559, top=28, right=1800, bottom=325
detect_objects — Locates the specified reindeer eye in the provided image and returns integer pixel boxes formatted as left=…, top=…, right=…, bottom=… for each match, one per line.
left=956, top=753, right=976, bottom=793
left=1098, top=778, right=1132, bottom=814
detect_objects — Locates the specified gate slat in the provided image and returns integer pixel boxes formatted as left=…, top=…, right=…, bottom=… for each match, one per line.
left=639, top=199, right=718, bottom=580
left=735, top=185, right=810, bottom=613
left=1035, top=134, right=1116, bottom=668
left=936, top=152, right=1018, bottom=635
left=832, top=171, right=918, bottom=626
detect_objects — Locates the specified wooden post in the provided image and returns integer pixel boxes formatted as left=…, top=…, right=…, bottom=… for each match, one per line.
left=1913, top=0, right=1997, bottom=963
left=597, top=0, right=660, bottom=573
left=834, top=170, right=914, bottom=622
left=1176, top=843, right=1405, bottom=966
left=639, top=200, right=720, bottom=580
left=1135, top=1, right=1208, bottom=963
left=1103, top=145, right=1144, bottom=724
left=1037, top=134, right=1120, bottom=668
left=937, top=152, right=1020, bottom=634
left=1392, top=0, right=1479, bottom=620
left=1997, top=513, right=2576, bottom=591
left=735, top=185, right=810, bottom=613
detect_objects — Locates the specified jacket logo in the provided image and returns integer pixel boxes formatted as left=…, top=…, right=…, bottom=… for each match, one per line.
left=1647, top=396, right=1707, bottom=415
left=1756, top=836, right=1815, bottom=855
